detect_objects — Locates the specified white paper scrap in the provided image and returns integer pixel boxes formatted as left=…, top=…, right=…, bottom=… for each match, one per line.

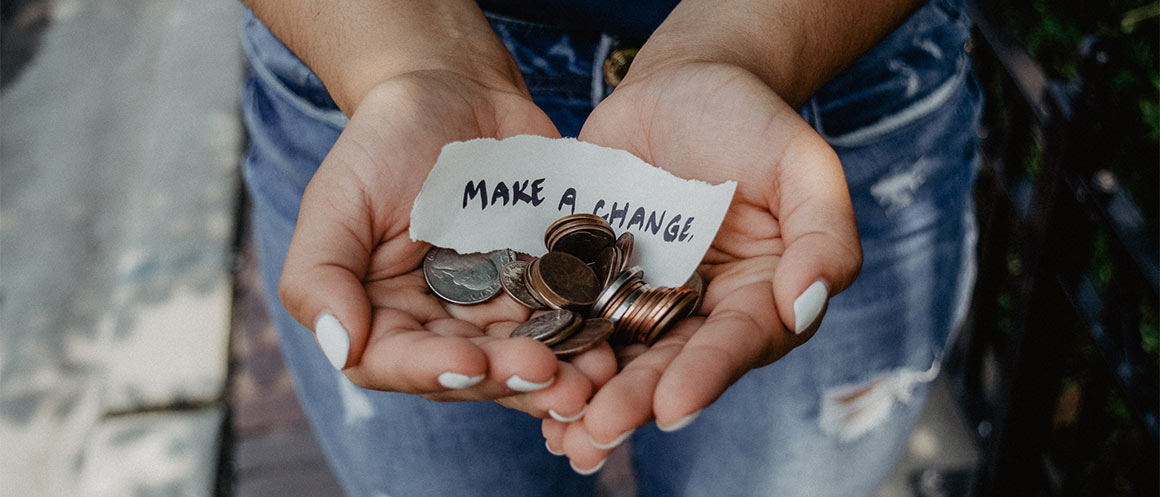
left=409, top=135, right=737, bottom=287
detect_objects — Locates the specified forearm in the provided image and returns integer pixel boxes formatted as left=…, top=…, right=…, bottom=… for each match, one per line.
left=629, top=0, right=926, bottom=107
left=245, top=0, right=525, bottom=115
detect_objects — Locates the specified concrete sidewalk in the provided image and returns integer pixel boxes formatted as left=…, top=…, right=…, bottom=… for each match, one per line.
left=1, top=0, right=243, bottom=494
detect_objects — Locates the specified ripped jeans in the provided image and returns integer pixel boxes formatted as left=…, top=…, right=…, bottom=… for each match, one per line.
left=239, top=0, right=982, bottom=495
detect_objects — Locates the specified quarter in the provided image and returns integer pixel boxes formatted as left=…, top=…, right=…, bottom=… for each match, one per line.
left=423, top=247, right=504, bottom=304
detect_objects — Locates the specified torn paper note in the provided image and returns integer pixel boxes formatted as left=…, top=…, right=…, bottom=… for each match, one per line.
left=409, top=135, right=737, bottom=287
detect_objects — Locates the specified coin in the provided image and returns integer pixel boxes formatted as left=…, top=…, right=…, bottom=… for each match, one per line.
left=545, top=214, right=616, bottom=264
left=683, top=270, right=705, bottom=315
left=510, top=309, right=578, bottom=342
left=531, top=251, right=601, bottom=309
left=544, top=214, right=611, bottom=247
left=423, top=247, right=504, bottom=304
left=551, top=318, right=615, bottom=357
left=489, top=249, right=517, bottom=272
left=614, top=232, right=634, bottom=272
left=540, top=312, right=584, bottom=346
left=593, top=245, right=623, bottom=289
left=607, top=282, right=645, bottom=325
left=592, top=266, right=644, bottom=316
left=644, top=289, right=699, bottom=344
left=500, top=261, right=546, bottom=310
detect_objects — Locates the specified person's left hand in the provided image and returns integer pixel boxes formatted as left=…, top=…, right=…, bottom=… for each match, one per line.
left=540, top=61, right=863, bottom=471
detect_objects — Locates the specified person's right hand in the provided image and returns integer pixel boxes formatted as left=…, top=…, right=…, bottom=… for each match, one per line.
left=278, top=70, right=617, bottom=419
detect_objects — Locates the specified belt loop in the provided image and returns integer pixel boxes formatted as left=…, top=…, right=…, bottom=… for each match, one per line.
left=591, top=33, right=615, bottom=107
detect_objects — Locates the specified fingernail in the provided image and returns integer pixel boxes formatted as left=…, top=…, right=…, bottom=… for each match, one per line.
left=437, top=372, right=485, bottom=390
left=545, top=440, right=565, bottom=456
left=315, top=313, right=350, bottom=370
left=506, top=375, right=554, bottom=392
left=793, top=280, right=829, bottom=335
left=589, top=429, right=633, bottom=450
left=549, top=405, right=587, bottom=423
left=570, top=457, right=607, bottom=476
left=657, top=409, right=702, bottom=432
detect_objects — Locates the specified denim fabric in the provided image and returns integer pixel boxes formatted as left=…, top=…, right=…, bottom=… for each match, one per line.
left=239, top=0, right=981, bottom=495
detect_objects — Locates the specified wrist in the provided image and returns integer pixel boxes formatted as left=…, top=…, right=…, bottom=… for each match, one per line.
left=247, top=0, right=528, bottom=115
left=625, top=0, right=925, bottom=108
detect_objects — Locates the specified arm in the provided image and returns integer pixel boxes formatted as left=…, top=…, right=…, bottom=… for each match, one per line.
left=245, top=0, right=526, bottom=114
left=632, top=0, right=926, bottom=106
left=246, top=0, right=618, bottom=418
left=546, top=0, right=927, bottom=470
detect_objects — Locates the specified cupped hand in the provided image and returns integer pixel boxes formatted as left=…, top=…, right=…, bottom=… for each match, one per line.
left=278, top=70, right=617, bottom=415
left=543, top=62, right=863, bottom=470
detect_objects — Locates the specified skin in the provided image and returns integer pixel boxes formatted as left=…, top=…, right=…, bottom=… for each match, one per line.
left=249, top=0, right=924, bottom=471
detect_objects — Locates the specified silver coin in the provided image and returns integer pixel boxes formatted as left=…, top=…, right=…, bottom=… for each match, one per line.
left=423, top=247, right=502, bottom=304
left=489, top=248, right=517, bottom=271
left=592, top=266, right=644, bottom=316
left=500, top=261, right=546, bottom=309
left=510, top=309, right=578, bottom=342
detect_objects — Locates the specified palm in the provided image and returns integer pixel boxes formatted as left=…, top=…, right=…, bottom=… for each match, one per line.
left=546, top=63, right=861, bottom=464
left=283, top=72, right=612, bottom=404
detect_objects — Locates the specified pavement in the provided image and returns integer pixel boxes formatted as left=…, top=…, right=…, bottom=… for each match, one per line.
left=2, top=0, right=241, bottom=494
left=0, top=1, right=980, bottom=495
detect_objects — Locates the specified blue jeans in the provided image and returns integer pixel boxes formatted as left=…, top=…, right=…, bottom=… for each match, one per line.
left=240, top=1, right=981, bottom=495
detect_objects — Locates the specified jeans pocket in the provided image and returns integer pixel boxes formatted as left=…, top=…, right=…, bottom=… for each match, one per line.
left=241, top=8, right=347, bottom=130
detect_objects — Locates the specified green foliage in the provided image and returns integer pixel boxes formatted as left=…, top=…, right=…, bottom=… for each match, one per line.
left=996, top=0, right=1159, bottom=223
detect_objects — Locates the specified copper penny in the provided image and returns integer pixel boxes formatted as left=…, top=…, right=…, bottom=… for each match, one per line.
left=536, top=251, right=601, bottom=309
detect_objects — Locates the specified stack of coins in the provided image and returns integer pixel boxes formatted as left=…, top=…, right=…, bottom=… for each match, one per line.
left=592, top=266, right=700, bottom=346
left=422, top=213, right=703, bottom=354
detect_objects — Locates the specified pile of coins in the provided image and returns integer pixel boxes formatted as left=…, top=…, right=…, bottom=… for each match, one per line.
left=423, top=214, right=702, bottom=355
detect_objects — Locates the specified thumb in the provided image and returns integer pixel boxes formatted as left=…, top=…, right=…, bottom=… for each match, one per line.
left=278, top=168, right=380, bottom=371
left=769, top=134, right=862, bottom=339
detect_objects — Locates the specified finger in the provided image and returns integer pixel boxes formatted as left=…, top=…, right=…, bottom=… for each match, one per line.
left=279, top=163, right=384, bottom=371
left=650, top=281, right=788, bottom=426
left=345, top=310, right=491, bottom=394
left=493, top=361, right=592, bottom=421
left=564, top=341, right=618, bottom=389
left=767, top=132, right=862, bottom=336
left=561, top=420, right=613, bottom=475
left=579, top=323, right=695, bottom=447
left=542, top=418, right=568, bottom=456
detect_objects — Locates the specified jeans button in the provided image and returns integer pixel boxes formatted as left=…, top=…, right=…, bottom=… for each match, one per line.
left=603, top=48, right=638, bottom=87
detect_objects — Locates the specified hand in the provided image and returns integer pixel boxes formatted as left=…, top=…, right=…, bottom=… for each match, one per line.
left=278, top=70, right=617, bottom=418
left=541, top=62, right=863, bottom=470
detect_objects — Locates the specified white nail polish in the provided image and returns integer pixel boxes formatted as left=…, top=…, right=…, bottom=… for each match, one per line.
left=545, top=440, right=565, bottom=456
left=570, top=457, right=607, bottom=476
left=657, top=409, right=702, bottom=432
left=549, top=405, right=587, bottom=423
left=315, top=313, right=350, bottom=370
left=589, top=429, right=634, bottom=450
left=506, top=375, right=554, bottom=392
left=793, top=280, right=829, bottom=335
left=437, top=372, right=485, bottom=390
